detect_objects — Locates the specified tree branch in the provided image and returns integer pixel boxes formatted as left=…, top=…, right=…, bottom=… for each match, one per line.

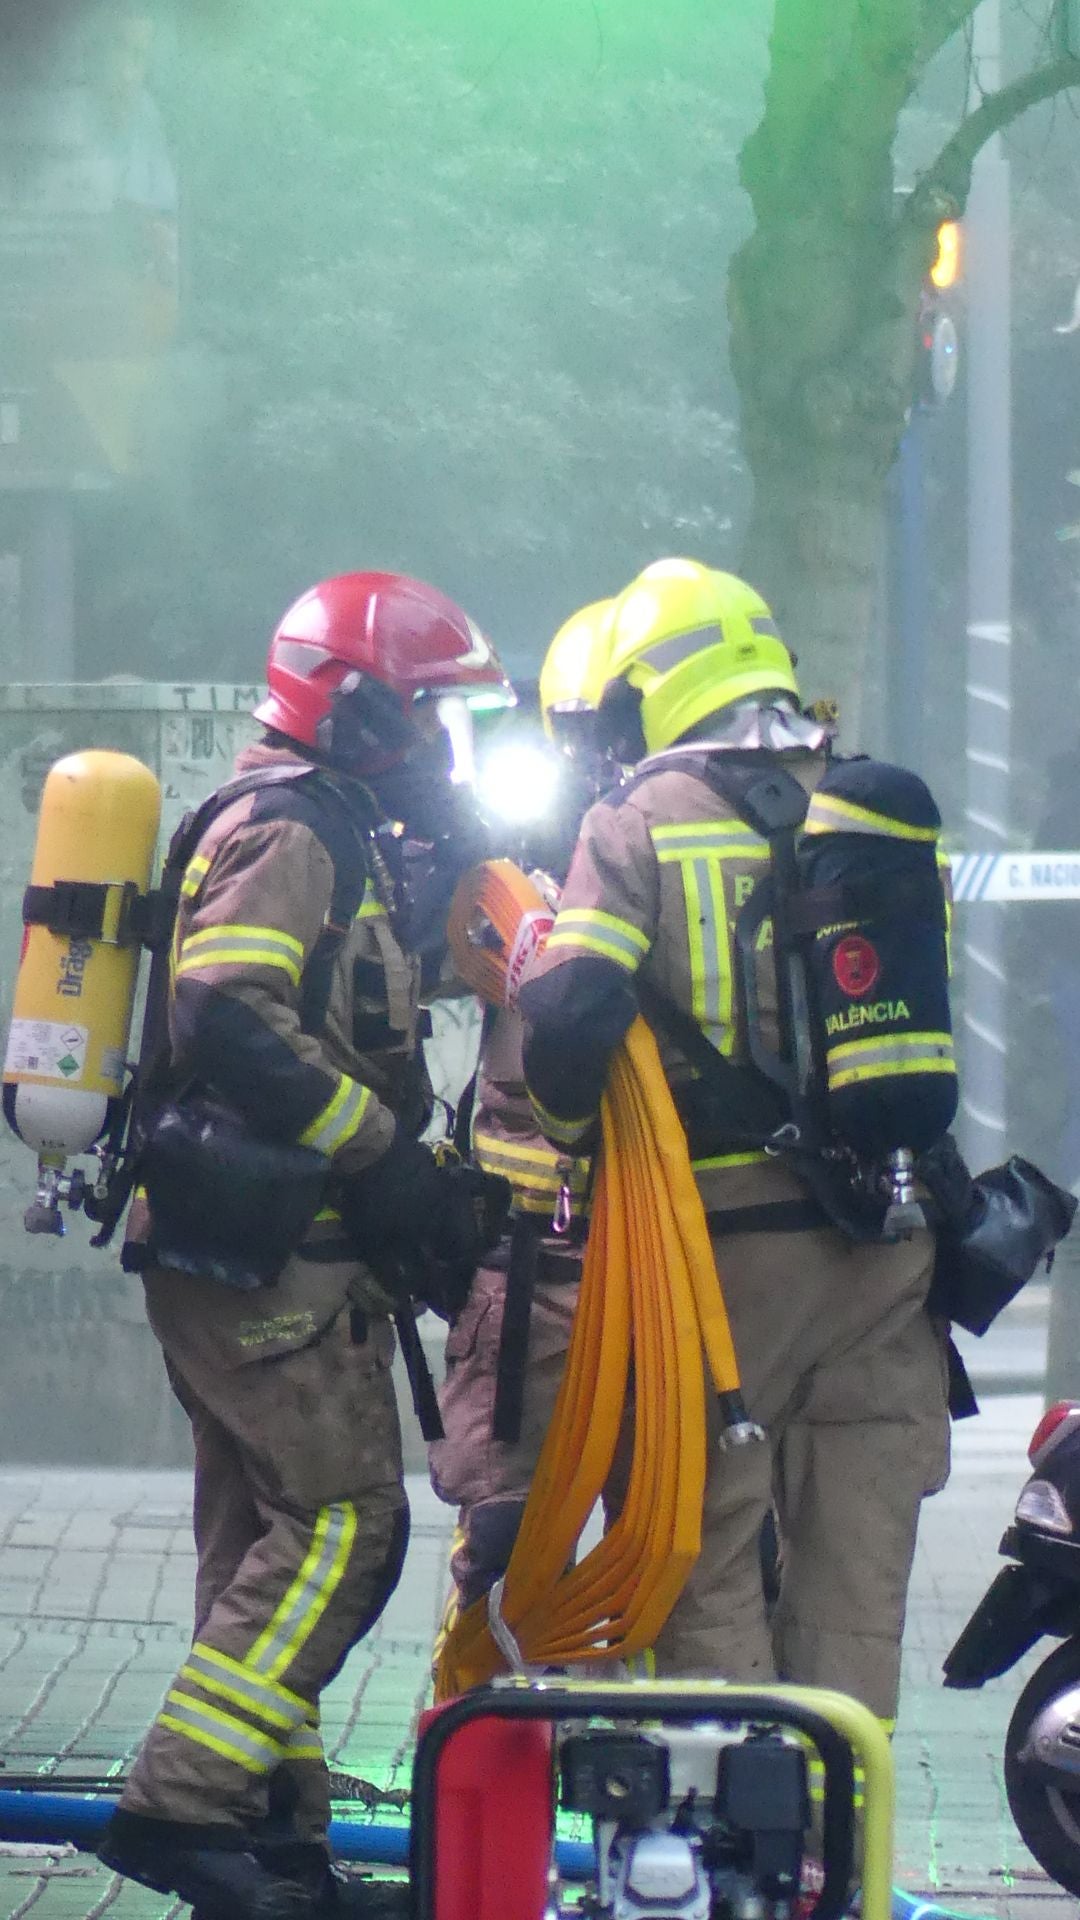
left=917, top=0, right=978, bottom=70
left=909, top=54, right=1080, bottom=218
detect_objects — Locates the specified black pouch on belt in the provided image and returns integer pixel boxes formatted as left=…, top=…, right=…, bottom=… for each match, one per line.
left=923, top=1143, right=1076, bottom=1336
left=128, top=1096, right=328, bottom=1292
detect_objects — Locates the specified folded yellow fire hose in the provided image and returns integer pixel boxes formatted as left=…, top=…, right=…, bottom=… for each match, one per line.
left=436, top=860, right=751, bottom=1698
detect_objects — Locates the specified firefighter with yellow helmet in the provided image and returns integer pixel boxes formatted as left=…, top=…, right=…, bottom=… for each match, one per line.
left=429, top=598, right=620, bottom=1628
left=520, top=557, right=952, bottom=1722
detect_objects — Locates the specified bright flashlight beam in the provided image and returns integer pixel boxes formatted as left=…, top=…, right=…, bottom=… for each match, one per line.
left=476, top=742, right=562, bottom=826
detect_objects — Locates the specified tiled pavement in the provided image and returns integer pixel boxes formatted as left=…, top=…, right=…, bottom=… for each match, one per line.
left=0, top=1398, right=1072, bottom=1918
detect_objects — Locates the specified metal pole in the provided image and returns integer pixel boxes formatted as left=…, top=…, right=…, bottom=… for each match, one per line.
left=885, top=410, right=928, bottom=772
left=961, top=0, right=1012, bottom=1174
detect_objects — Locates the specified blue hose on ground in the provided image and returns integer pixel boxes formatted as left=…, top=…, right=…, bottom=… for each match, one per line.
left=0, top=1790, right=982, bottom=1912
left=0, top=1789, right=595, bottom=1878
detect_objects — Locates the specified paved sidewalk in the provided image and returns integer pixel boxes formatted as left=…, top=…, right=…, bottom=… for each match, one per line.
left=0, top=1397, right=1069, bottom=1918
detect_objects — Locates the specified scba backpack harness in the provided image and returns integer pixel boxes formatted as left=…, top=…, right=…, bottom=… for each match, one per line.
left=635, top=754, right=958, bottom=1242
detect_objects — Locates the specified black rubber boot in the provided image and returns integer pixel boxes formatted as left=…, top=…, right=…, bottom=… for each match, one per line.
left=255, top=1840, right=411, bottom=1917
left=316, top=1863, right=411, bottom=1917
left=98, top=1809, right=316, bottom=1920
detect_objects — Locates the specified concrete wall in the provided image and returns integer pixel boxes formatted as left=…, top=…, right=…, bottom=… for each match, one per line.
left=0, top=685, right=475, bottom=1473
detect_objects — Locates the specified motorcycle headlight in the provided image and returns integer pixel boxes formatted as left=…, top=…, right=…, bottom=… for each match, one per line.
left=1015, top=1477, right=1074, bottom=1535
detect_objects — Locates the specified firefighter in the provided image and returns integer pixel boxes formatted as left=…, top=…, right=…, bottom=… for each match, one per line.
left=519, top=558, right=951, bottom=1724
left=99, top=572, right=512, bottom=1920
left=429, top=600, right=618, bottom=1632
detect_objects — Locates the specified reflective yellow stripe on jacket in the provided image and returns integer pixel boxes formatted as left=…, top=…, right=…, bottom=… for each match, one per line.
left=299, top=1075, right=371, bottom=1155
left=545, top=908, right=651, bottom=972
left=175, top=922, right=305, bottom=988
left=529, top=1090, right=594, bottom=1150
left=473, top=1129, right=589, bottom=1214
left=180, top=853, right=211, bottom=901
left=356, top=879, right=386, bottom=921
left=650, top=821, right=768, bottom=1058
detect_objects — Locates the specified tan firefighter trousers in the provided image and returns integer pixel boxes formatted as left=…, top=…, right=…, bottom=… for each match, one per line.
left=429, top=1257, right=581, bottom=1614
left=647, top=1221, right=950, bottom=1720
left=120, top=1273, right=408, bottom=1842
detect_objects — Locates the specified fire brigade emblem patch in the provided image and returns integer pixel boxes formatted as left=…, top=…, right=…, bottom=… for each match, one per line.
left=832, top=933, right=881, bottom=999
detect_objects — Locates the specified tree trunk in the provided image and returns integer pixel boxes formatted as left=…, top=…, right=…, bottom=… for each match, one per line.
left=727, top=0, right=942, bottom=711
left=738, top=441, right=889, bottom=719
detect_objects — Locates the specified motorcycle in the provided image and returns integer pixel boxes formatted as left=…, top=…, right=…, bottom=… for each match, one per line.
left=944, top=1399, right=1080, bottom=1894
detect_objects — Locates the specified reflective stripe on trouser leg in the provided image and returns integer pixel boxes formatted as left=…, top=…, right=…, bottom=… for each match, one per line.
left=275, top=1719, right=333, bottom=1848
left=120, top=1497, right=408, bottom=1830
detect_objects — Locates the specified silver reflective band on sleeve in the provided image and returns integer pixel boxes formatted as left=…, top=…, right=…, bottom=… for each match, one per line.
left=299, top=1078, right=371, bottom=1155
left=545, top=908, right=650, bottom=972
left=175, top=923, right=305, bottom=986
left=529, top=1092, right=593, bottom=1149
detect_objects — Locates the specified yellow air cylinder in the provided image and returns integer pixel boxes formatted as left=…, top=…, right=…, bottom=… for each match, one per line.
left=3, top=750, right=162, bottom=1159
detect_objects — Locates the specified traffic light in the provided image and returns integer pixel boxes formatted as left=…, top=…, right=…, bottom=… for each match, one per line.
left=917, top=220, right=962, bottom=406
left=1056, top=0, right=1080, bottom=57
left=930, top=220, right=961, bottom=292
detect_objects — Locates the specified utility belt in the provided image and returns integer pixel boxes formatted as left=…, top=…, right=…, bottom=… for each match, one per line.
left=707, top=1197, right=829, bottom=1236
left=122, top=1094, right=327, bottom=1292
left=489, top=1209, right=585, bottom=1446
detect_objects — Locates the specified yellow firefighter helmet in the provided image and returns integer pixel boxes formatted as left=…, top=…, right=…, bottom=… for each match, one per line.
left=602, top=557, right=799, bottom=755
left=538, top=598, right=615, bottom=744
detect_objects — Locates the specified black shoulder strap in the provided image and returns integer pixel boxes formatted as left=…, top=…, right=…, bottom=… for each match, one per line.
left=89, top=767, right=373, bottom=1250
left=152, top=765, right=371, bottom=1082
left=246, top=772, right=373, bottom=1035
left=634, top=974, right=787, bottom=1147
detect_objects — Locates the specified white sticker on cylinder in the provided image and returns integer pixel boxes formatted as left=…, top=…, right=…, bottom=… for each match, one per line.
left=4, top=1019, right=89, bottom=1083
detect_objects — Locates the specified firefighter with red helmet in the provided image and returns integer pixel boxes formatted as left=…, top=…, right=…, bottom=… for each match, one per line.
left=99, top=573, right=512, bottom=1919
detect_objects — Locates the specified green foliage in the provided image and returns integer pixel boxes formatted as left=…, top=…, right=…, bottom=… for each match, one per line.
left=84, top=0, right=769, bottom=679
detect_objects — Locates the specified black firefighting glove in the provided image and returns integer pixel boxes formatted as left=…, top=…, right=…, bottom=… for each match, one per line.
left=338, top=1129, right=511, bottom=1320
left=916, top=1132, right=978, bottom=1234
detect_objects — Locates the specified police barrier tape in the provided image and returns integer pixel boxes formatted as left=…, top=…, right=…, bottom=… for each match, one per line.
left=950, top=852, right=1080, bottom=902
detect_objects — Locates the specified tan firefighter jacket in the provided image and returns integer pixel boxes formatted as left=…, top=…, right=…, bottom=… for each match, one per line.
left=471, top=1004, right=590, bottom=1230
left=520, top=745, right=828, bottom=1215
left=128, top=741, right=434, bottom=1349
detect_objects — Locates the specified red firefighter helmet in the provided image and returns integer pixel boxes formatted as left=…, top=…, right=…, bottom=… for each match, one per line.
left=255, top=572, right=513, bottom=774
